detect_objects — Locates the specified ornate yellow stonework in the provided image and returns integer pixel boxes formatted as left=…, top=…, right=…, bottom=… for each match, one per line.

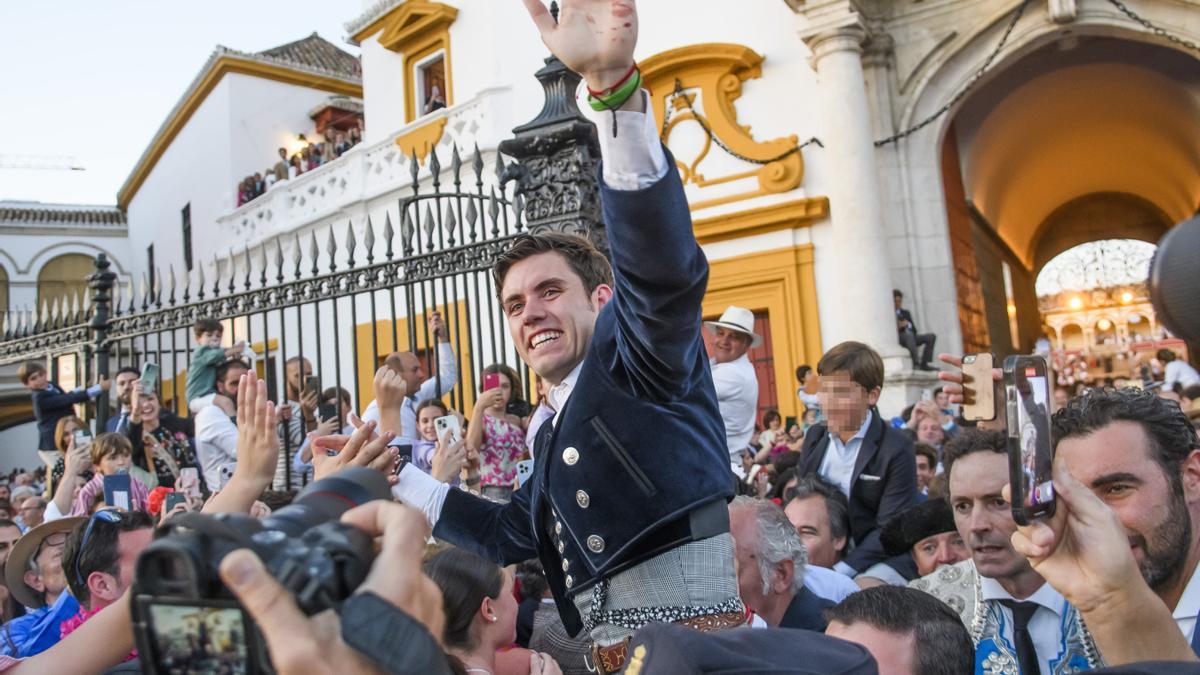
left=353, top=1, right=458, bottom=123
left=395, top=117, right=448, bottom=164
left=641, top=44, right=804, bottom=212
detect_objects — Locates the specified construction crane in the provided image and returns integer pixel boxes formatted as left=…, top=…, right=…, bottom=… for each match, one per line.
left=0, top=154, right=85, bottom=171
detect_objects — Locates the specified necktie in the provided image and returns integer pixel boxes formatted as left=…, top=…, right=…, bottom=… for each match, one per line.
left=998, top=600, right=1043, bottom=675
left=1191, top=619, right=1200, bottom=657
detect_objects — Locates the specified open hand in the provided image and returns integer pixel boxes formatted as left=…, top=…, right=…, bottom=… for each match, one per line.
left=234, top=369, right=279, bottom=488
left=473, top=388, right=505, bottom=416
left=521, top=0, right=637, bottom=89
left=431, top=436, right=468, bottom=483
left=311, top=420, right=398, bottom=483
left=936, top=353, right=1002, bottom=406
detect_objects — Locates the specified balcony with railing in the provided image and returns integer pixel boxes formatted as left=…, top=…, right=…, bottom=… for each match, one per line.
left=214, top=87, right=513, bottom=253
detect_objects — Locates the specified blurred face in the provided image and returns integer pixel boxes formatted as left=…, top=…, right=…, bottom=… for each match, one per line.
left=949, top=452, right=1029, bottom=581
left=199, top=330, right=222, bottom=348
left=767, top=417, right=782, bottom=431
left=912, top=531, right=969, bottom=576
left=818, top=372, right=878, bottom=438
left=826, top=621, right=916, bottom=675
left=917, top=418, right=945, bottom=446
left=19, top=498, right=45, bottom=529
left=28, top=532, right=68, bottom=602
left=893, top=294, right=903, bottom=309
left=60, top=420, right=82, bottom=449
left=99, top=452, right=132, bottom=476
left=114, top=529, right=153, bottom=599
left=784, top=495, right=845, bottom=568
left=915, top=455, right=935, bottom=491
left=501, top=252, right=611, bottom=386
left=0, top=525, right=21, bottom=567
left=215, top=365, right=248, bottom=398
left=1053, top=388, right=1071, bottom=411
left=417, top=406, right=445, bottom=442
left=394, top=353, right=424, bottom=396
left=485, top=371, right=513, bottom=408
left=0, top=485, right=8, bottom=501
left=1056, top=421, right=1193, bottom=592
left=935, top=390, right=949, bottom=410
left=286, top=359, right=312, bottom=397
left=711, top=326, right=752, bottom=365
left=139, top=392, right=161, bottom=420
left=114, top=371, right=138, bottom=405
left=24, top=370, right=48, bottom=389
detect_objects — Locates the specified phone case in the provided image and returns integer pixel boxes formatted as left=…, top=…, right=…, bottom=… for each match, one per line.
left=961, top=353, right=996, bottom=421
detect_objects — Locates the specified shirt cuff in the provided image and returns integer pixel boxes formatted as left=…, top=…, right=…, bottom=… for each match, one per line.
left=578, top=88, right=668, bottom=191
left=834, top=561, right=857, bottom=577
left=392, top=463, right=449, bottom=528
left=85, top=385, right=102, bottom=398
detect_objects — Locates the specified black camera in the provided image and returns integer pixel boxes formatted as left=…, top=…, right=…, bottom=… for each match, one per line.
left=131, top=467, right=391, bottom=675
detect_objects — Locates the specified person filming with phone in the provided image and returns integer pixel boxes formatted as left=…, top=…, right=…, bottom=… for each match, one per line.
left=467, top=364, right=527, bottom=503
left=361, top=311, right=458, bottom=441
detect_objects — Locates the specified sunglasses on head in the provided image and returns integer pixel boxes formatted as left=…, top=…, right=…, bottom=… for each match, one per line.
left=74, top=509, right=122, bottom=587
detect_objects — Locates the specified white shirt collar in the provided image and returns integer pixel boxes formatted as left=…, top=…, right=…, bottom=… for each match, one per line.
left=546, top=361, right=585, bottom=416
left=979, top=575, right=1064, bottom=616
left=1173, top=561, right=1200, bottom=620
left=831, top=410, right=873, bottom=446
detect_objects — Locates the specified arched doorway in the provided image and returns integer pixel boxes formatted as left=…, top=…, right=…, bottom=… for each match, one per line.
left=37, top=254, right=94, bottom=313
left=936, top=34, right=1200, bottom=357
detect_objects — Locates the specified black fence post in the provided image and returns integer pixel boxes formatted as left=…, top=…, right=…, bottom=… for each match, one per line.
left=89, top=253, right=117, bottom=429
left=498, top=53, right=607, bottom=254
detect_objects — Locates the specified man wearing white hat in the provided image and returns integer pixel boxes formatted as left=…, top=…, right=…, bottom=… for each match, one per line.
left=705, top=306, right=761, bottom=463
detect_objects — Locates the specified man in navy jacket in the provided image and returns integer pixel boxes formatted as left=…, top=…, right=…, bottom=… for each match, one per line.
left=391, top=2, right=739, bottom=670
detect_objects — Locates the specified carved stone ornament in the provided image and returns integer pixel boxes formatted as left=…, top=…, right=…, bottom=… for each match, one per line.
left=1048, top=0, right=1078, bottom=24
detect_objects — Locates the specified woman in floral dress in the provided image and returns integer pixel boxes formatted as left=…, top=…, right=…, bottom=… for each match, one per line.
left=126, top=383, right=200, bottom=491
left=466, top=364, right=527, bottom=502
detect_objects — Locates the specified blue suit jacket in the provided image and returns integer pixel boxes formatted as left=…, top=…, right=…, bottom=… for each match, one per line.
left=433, top=157, right=734, bottom=635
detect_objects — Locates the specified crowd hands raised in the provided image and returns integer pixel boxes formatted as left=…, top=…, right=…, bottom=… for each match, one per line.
left=10, top=1, right=1200, bottom=672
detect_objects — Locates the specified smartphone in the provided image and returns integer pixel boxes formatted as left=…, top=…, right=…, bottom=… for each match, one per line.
left=178, top=468, right=202, bottom=499
left=393, top=443, right=414, bottom=476
left=73, top=428, right=93, bottom=450
left=920, top=388, right=933, bottom=402
left=317, top=402, right=338, bottom=423
left=104, top=473, right=132, bottom=510
left=961, top=353, right=997, bottom=421
left=164, top=492, right=187, bottom=513
left=134, top=596, right=267, bottom=675
left=1003, top=355, right=1056, bottom=525
left=303, top=375, right=321, bottom=399
left=434, top=415, right=462, bottom=445
left=139, top=362, right=159, bottom=395
left=218, top=462, right=237, bottom=490
left=483, top=373, right=500, bottom=392
left=515, top=459, right=535, bottom=488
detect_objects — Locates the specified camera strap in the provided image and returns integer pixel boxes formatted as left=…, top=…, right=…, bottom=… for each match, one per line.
left=341, top=592, right=451, bottom=674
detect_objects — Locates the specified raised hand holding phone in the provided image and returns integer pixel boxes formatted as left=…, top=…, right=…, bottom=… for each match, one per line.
left=1004, top=355, right=1056, bottom=525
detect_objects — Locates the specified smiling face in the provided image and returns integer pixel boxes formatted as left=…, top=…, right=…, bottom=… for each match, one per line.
left=916, top=454, right=935, bottom=491
left=138, top=391, right=161, bottom=420
left=501, top=251, right=611, bottom=385
left=1056, top=421, right=1194, bottom=592
left=417, top=405, right=445, bottom=442
left=711, top=326, right=752, bottom=365
left=784, top=495, right=845, bottom=569
left=917, top=418, right=945, bottom=446
left=949, top=452, right=1029, bottom=581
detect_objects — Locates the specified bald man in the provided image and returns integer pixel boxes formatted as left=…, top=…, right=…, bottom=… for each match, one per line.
left=361, top=311, right=457, bottom=440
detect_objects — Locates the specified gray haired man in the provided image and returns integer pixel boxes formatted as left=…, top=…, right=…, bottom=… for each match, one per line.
left=729, top=496, right=835, bottom=631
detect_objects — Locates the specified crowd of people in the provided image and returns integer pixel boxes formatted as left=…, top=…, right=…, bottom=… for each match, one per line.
left=235, top=122, right=364, bottom=207
left=3, top=3, right=1200, bottom=673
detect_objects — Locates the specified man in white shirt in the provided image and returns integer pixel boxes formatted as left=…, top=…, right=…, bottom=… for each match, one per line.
left=911, top=428, right=1099, bottom=672
left=361, top=312, right=457, bottom=440
left=1052, top=386, right=1200, bottom=656
left=705, top=306, right=760, bottom=463
left=1160, top=348, right=1200, bottom=392
left=195, top=360, right=247, bottom=490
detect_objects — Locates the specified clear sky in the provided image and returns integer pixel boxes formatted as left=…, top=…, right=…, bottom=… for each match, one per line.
left=0, top=1, right=363, bottom=206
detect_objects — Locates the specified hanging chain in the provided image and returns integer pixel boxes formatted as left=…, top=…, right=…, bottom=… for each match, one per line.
left=875, top=0, right=1031, bottom=147
left=1105, top=0, right=1200, bottom=53
left=660, top=78, right=823, bottom=165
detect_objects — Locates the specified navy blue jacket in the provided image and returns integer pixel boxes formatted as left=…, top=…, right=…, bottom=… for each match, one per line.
left=433, top=158, right=734, bottom=635
left=31, top=383, right=92, bottom=451
left=797, top=412, right=917, bottom=573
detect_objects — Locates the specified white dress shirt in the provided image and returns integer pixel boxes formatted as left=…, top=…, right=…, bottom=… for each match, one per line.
left=1165, top=360, right=1200, bottom=390
left=361, top=341, right=458, bottom=439
left=803, top=564, right=861, bottom=603
left=195, top=404, right=239, bottom=490
left=711, top=353, right=759, bottom=461
left=392, top=90, right=666, bottom=527
left=1174, top=561, right=1200, bottom=645
left=817, top=411, right=874, bottom=498
left=979, top=576, right=1070, bottom=674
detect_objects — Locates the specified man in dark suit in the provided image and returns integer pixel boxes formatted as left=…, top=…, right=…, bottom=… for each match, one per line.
left=796, top=342, right=917, bottom=575
left=894, top=289, right=935, bottom=371
left=104, top=367, right=141, bottom=434
left=389, top=3, right=740, bottom=672
left=18, top=360, right=109, bottom=452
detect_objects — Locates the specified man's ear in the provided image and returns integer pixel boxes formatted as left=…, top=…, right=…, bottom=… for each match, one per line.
left=866, top=387, right=882, bottom=407
left=88, top=571, right=119, bottom=606
left=1181, top=449, right=1200, bottom=508
left=23, top=570, right=44, bottom=593
left=592, top=283, right=614, bottom=310
left=772, top=559, right=795, bottom=594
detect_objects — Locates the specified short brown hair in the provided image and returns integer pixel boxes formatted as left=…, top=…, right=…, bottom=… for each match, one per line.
left=90, top=432, right=132, bottom=467
left=942, top=428, right=1005, bottom=480
left=492, top=232, right=612, bottom=304
left=55, top=415, right=86, bottom=453
left=16, top=361, right=47, bottom=384
left=193, top=317, right=223, bottom=339
left=914, top=443, right=938, bottom=468
left=817, top=341, right=884, bottom=392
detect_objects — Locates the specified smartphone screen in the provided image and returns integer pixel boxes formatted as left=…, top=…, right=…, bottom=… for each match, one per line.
left=73, top=428, right=93, bottom=449
left=961, top=353, right=996, bottom=421
left=103, top=474, right=132, bottom=510
left=483, top=373, right=500, bottom=391
left=140, top=362, right=160, bottom=394
left=137, top=597, right=258, bottom=675
left=1005, top=356, right=1055, bottom=524
left=178, top=468, right=202, bottom=499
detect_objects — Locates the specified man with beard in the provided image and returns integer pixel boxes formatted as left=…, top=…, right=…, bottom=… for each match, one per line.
left=910, top=429, right=1099, bottom=673
left=1051, top=387, right=1200, bottom=653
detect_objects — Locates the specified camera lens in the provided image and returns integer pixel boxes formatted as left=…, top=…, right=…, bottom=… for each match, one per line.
left=261, top=467, right=391, bottom=537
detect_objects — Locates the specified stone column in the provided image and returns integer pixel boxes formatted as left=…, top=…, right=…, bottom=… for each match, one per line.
left=798, top=9, right=920, bottom=414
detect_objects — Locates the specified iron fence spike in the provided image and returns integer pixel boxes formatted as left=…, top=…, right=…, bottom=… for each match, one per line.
left=429, top=146, right=441, bottom=188
left=472, top=144, right=484, bottom=183
left=243, top=243, right=253, bottom=291
left=400, top=207, right=415, bottom=256
left=259, top=243, right=269, bottom=286
left=409, top=149, right=420, bottom=186
left=227, top=247, right=237, bottom=294
left=383, top=211, right=395, bottom=259
left=451, top=145, right=462, bottom=186
left=345, top=220, right=357, bottom=267
left=169, top=264, right=177, bottom=305
left=364, top=216, right=376, bottom=264
left=310, top=231, right=320, bottom=275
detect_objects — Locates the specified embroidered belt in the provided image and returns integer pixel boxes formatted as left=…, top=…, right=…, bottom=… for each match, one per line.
left=587, top=610, right=746, bottom=674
